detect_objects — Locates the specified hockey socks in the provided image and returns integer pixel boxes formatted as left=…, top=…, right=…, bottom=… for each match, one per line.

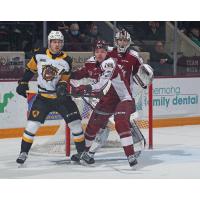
left=20, top=130, right=35, bottom=153
left=119, top=134, right=135, bottom=157
left=72, top=131, right=85, bottom=153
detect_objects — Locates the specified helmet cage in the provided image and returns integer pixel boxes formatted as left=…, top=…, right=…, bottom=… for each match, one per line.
left=115, top=29, right=131, bottom=53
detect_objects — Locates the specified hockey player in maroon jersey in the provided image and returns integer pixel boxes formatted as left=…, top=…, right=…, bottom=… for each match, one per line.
left=70, top=40, right=139, bottom=167
left=71, top=29, right=153, bottom=163
left=107, top=29, right=144, bottom=87
left=77, top=29, right=153, bottom=161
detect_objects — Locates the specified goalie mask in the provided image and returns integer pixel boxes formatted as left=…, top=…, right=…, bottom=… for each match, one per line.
left=115, top=29, right=131, bottom=53
left=133, top=64, right=154, bottom=89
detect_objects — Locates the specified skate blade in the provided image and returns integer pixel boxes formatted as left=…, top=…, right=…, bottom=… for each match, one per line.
left=17, top=163, right=27, bottom=168
left=70, top=160, right=81, bottom=165
left=130, top=165, right=137, bottom=170
left=80, top=160, right=95, bottom=167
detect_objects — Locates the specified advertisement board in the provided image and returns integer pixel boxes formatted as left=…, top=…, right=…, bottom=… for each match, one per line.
left=1, top=78, right=200, bottom=137
left=0, top=52, right=25, bottom=80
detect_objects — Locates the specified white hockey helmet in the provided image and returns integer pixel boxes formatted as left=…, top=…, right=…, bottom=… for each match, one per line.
left=115, top=29, right=131, bottom=53
left=48, top=30, right=64, bottom=48
left=133, top=64, right=154, bottom=89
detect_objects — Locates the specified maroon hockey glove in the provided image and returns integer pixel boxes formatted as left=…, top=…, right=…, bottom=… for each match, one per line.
left=73, top=85, right=92, bottom=96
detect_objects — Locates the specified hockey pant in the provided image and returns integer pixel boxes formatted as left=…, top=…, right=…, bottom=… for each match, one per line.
left=85, top=100, right=135, bottom=158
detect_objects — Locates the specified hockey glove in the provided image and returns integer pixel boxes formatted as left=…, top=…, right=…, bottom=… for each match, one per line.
left=73, top=85, right=92, bottom=96
left=56, top=81, right=68, bottom=103
left=133, top=64, right=154, bottom=89
left=16, top=81, right=29, bottom=98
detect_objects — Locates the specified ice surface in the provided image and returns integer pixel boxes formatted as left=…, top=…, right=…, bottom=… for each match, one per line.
left=0, top=125, right=200, bottom=178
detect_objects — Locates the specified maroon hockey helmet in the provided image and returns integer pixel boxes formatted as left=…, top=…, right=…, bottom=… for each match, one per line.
left=94, top=40, right=108, bottom=51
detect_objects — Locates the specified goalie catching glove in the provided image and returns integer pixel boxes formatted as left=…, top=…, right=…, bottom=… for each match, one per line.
left=133, top=64, right=154, bottom=89
left=16, top=81, right=29, bottom=98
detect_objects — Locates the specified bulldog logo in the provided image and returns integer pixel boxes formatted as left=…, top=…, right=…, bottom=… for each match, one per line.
left=32, top=110, right=40, bottom=118
left=42, top=64, right=59, bottom=81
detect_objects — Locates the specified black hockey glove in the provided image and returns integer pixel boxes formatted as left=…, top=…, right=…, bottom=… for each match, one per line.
left=56, top=81, right=68, bottom=103
left=16, top=81, right=29, bottom=98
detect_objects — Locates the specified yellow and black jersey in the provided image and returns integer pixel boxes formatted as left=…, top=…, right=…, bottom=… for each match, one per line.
left=27, top=48, right=72, bottom=96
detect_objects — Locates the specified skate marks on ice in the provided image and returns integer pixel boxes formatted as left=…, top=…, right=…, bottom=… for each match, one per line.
left=0, top=147, right=199, bottom=178
left=47, top=147, right=193, bottom=175
left=89, top=147, right=193, bottom=175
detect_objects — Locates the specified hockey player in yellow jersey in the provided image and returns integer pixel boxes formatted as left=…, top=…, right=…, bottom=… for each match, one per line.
left=16, top=31, right=85, bottom=164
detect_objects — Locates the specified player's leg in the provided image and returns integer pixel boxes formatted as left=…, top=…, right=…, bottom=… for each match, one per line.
left=86, top=98, right=118, bottom=158
left=114, top=100, right=138, bottom=167
left=88, top=102, right=145, bottom=159
left=88, top=115, right=146, bottom=159
left=16, top=95, right=50, bottom=164
left=56, top=96, right=85, bottom=161
left=80, top=110, right=111, bottom=164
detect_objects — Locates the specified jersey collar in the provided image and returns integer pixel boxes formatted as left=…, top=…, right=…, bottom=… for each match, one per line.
left=46, top=49, right=67, bottom=60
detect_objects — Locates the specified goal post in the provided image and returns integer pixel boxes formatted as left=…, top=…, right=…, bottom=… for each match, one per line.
left=148, top=83, right=153, bottom=149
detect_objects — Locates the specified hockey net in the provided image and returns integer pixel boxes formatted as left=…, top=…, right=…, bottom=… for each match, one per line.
left=30, top=80, right=153, bottom=157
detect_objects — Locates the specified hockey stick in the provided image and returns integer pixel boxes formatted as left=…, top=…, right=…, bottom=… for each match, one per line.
left=69, top=83, right=114, bottom=116
left=80, top=96, right=114, bottom=116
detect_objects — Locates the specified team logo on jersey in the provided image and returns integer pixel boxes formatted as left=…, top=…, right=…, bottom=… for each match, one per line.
left=32, top=110, right=40, bottom=118
left=105, top=63, right=114, bottom=68
left=42, top=64, right=59, bottom=81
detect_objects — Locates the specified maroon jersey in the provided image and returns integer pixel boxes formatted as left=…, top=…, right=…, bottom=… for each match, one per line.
left=107, top=47, right=143, bottom=87
left=71, top=56, right=132, bottom=102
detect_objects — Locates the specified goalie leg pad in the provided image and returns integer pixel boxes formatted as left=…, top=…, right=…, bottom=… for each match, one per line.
left=130, top=120, right=146, bottom=147
left=89, top=127, right=109, bottom=155
left=95, top=128, right=109, bottom=147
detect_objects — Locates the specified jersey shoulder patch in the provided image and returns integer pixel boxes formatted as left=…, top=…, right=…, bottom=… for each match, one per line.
left=101, top=58, right=115, bottom=71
